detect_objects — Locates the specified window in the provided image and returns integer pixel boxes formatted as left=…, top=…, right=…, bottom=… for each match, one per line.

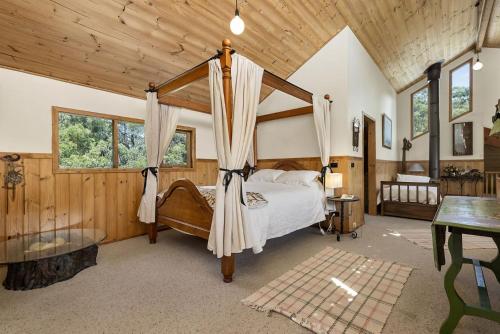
left=162, top=129, right=193, bottom=168
left=449, top=59, right=472, bottom=121
left=118, top=121, right=147, bottom=168
left=411, top=85, right=429, bottom=139
left=53, top=107, right=195, bottom=171
left=57, top=112, right=113, bottom=168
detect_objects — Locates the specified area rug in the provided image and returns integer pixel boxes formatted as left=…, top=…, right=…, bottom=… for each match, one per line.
left=386, top=229, right=497, bottom=250
left=242, top=247, right=413, bottom=334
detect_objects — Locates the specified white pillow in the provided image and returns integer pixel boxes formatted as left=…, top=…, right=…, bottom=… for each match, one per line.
left=397, top=173, right=430, bottom=183
left=274, top=170, right=320, bottom=187
left=247, top=169, right=285, bottom=183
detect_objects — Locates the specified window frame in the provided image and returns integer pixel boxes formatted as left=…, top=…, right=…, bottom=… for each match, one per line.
left=52, top=106, right=196, bottom=173
left=410, top=84, right=430, bottom=140
left=449, top=58, right=473, bottom=122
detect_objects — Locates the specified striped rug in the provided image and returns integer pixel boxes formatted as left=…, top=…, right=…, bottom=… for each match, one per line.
left=387, top=229, right=497, bottom=250
left=242, top=247, right=412, bottom=334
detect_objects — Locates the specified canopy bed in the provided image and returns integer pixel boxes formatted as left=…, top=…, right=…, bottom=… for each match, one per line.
left=138, top=39, right=333, bottom=283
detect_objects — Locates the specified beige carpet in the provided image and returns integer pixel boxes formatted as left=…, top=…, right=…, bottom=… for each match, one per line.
left=387, top=228, right=497, bottom=250
left=243, top=247, right=412, bottom=334
left=0, top=215, right=499, bottom=333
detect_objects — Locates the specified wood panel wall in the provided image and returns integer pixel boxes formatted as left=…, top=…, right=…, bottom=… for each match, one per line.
left=1, top=153, right=488, bottom=246
left=376, top=160, right=400, bottom=192
left=0, top=153, right=218, bottom=243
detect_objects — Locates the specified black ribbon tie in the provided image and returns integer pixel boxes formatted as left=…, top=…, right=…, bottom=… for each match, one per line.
left=141, top=167, right=158, bottom=195
left=220, top=168, right=246, bottom=205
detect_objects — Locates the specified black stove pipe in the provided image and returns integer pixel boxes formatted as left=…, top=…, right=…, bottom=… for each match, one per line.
left=425, top=62, right=442, bottom=181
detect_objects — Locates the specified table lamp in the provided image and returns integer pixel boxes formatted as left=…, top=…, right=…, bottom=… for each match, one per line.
left=407, top=163, right=425, bottom=174
left=325, top=172, right=342, bottom=197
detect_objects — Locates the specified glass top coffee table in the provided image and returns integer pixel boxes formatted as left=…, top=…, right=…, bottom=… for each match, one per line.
left=1, top=228, right=106, bottom=290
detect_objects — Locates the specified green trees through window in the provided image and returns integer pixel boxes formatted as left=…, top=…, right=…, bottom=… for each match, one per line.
left=56, top=109, right=194, bottom=170
left=411, top=86, right=429, bottom=138
left=118, top=121, right=147, bottom=168
left=164, top=131, right=189, bottom=167
left=58, top=112, right=113, bottom=168
left=450, top=60, right=472, bottom=120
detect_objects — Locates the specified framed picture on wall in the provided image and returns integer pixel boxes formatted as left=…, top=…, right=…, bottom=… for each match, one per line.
left=453, top=122, right=473, bottom=156
left=382, top=114, right=392, bottom=149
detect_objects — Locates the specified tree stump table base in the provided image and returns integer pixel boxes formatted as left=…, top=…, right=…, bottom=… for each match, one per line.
left=3, top=244, right=98, bottom=291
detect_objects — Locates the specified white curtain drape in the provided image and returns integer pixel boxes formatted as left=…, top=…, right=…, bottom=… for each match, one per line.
left=137, top=92, right=180, bottom=223
left=246, top=139, right=256, bottom=170
left=313, top=95, right=332, bottom=175
left=207, top=54, right=263, bottom=258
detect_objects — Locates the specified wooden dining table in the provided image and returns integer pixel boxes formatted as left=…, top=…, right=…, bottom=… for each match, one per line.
left=432, top=196, right=500, bottom=333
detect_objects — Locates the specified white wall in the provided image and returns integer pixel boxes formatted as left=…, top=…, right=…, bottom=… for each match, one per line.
left=0, top=67, right=217, bottom=159
left=396, top=48, right=500, bottom=161
left=347, top=29, right=398, bottom=160
left=257, top=27, right=349, bottom=159
left=257, top=27, right=398, bottom=160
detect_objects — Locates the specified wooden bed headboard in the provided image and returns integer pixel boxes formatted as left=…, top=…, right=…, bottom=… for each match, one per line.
left=271, top=160, right=307, bottom=171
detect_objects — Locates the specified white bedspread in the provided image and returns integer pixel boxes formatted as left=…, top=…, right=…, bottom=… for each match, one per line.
left=198, top=181, right=326, bottom=254
left=377, top=184, right=439, bottom=205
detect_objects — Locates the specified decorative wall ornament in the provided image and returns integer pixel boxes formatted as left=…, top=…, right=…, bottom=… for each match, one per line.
left=382, top=114, right=392, bottom=149
left=1, top=154, right=24, bottom=213
left=452, top=122, right=473, bottom=156
left=352, top=117, right=360, bottom=152
left=401, top=138, right=412, bottom=173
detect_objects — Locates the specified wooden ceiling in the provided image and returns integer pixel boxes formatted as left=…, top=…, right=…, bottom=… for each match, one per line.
left=334, top=0, right=485, bottom=92
left=0, top=0, right=345, bottom=105
left=486, top=0, right=500, bottom=47
left=0, top=0, right=498, bottom=102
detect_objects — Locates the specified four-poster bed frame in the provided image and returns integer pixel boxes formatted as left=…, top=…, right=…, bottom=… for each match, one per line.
left=147, top=39, right=331, bottom=283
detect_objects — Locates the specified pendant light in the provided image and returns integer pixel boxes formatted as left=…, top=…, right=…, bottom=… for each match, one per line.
left=230, top=0, right=245, bottom=35
left=473, top=54, right=483, bottom=71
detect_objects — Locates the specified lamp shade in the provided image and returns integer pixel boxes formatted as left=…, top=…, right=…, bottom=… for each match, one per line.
left=407, top=163, right=425, bottom=173
left=325, top=172, right=342, bottom=189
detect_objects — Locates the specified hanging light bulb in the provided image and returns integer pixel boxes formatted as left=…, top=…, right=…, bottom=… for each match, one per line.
left=473, top=54, right=483, bottom=71
left=230, top=0, right=245, bottom=35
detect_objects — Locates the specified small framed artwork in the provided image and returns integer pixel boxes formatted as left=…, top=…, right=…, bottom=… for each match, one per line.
left=382, top=114, right=392, bottom=149
left=453, top=122, right=473, bottom=156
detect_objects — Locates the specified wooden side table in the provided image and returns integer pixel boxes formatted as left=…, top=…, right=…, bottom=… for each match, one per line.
left=432, top=196, right=500, bottom=333
left=440, top=174, right=483, bottom=196
left=328, top=196, right=360, bottom=242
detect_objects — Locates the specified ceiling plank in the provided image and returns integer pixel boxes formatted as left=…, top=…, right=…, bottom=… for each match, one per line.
left=476, top=0, right=496, bottom=52
left=485, top=0, right=500, bottom=47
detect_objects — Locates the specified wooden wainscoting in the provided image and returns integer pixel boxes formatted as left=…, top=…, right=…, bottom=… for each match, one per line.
left=258, top=156, right=365, bottom=231
left=376, top=159, right=400, bottom=193
left=0, top=153, right=218, bottom=243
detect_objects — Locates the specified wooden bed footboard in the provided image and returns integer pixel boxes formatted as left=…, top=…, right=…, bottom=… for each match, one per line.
left=380, top=181, right=441, bottom=221
left=155, top=178, right=213, bottom=240
left=150, top=179, right=235, bottom=283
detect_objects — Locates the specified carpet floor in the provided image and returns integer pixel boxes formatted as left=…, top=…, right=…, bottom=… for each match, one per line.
left=0, top=215, right=499, bottom=334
